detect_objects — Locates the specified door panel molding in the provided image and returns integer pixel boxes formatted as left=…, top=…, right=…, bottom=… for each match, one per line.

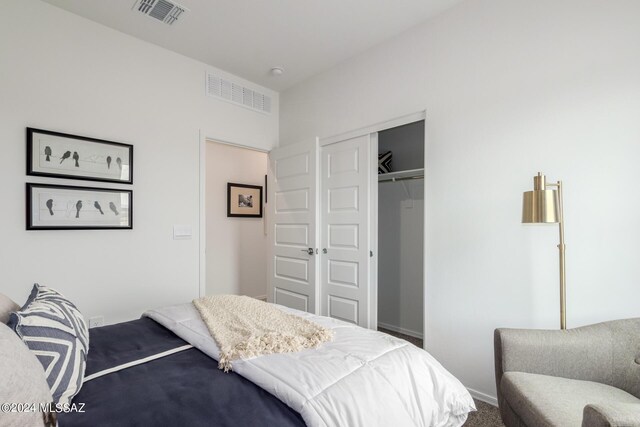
left=320, top=134, right=372, bottom=327
left=328, top=295, right=359, bottom=324
left=274, top=288, right=309, bottom=312
left=267, top=141, right=318, bottom=314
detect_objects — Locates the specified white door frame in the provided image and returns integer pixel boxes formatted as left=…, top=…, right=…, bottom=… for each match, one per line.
left=318, top=111, right=426, bottom=147
left=199, top=130, right=206, bottom=298
left=422, top=120, right=428, bottom=348
left=317, top=110, right=427, bottom=342
left=198, top=130, right=269, bottom=299
left=370, top=132, right=378, bottom=330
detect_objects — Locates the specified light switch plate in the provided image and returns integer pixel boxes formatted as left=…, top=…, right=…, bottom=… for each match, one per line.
left=173, top=225, right=192, bottom=240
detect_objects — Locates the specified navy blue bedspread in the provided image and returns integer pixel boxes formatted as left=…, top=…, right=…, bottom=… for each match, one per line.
left=59, top=317, right=305, bottom=427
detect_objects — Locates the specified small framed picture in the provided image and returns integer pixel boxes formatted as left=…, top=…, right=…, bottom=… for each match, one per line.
left=27, top=183, right=133, bottom=230
left=27, top=127, right=133, bottom=184
left=227, top=183, right=262, bottom=218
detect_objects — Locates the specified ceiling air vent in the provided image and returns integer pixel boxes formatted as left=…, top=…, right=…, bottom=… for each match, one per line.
left=133, top=0, right=188, bottom=26
left=206, top=73, right=272, bottom=114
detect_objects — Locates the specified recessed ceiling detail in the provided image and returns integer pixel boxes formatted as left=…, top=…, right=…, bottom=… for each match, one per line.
left=133, top=0, right=187, bottom=26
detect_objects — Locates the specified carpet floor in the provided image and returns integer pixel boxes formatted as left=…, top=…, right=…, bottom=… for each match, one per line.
left=464, top=400, right=504, bottom=426
left=378, top=328, right=504, bottom=426
left=377, top=327, right=423, bottom=347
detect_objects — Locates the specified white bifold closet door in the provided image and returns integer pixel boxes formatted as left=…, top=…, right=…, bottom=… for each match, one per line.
left=319, top=135, right=373, bottom=328
left=267, top=141, right=318, bottom=314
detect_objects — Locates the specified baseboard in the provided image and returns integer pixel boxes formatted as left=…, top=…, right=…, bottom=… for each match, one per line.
left=467, top=387, right=498, bottom=407
left=254, top=295, right=267, bottom=302
left=377, top=322, right=423, bottom=339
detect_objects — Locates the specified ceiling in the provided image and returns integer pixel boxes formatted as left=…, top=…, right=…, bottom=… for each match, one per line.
left=41, top=0, right=464, bottom=91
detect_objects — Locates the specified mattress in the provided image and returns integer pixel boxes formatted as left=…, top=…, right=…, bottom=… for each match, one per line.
left=58, top=317, right=305, bottom=427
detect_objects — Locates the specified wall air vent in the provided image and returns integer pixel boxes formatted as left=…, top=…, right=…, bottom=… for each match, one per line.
left=133, top=0, right=188, bottom=26
left=206, top=73, right=272, bottom=114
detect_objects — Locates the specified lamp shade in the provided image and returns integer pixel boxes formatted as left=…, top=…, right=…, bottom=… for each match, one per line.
left=522, top=189, right=559, bottom=223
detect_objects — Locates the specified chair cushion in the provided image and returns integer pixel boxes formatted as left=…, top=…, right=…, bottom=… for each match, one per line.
left=0, top=322, right=54, bottom=426
left=502, top=372, right=640, bottom=427
left=8, top=284, right=89, bottom=405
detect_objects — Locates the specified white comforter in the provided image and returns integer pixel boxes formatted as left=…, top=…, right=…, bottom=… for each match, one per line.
left=144, top=303, right=475, bottom=427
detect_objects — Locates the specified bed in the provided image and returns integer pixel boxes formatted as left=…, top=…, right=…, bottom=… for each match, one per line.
left=4, top=287, right=474, bottom=427
left=58, top=317, right=305, bottom=427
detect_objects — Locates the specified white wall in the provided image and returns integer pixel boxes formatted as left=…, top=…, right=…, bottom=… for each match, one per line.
left=205, top=142, right=267, bottom=298
left=280, top=0, right=640, bottom=401
left=0, top=0, right=278, bottom=324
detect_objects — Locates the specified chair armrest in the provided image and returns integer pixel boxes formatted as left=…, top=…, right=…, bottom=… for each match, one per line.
left=582, top=403, right=640, bottom=427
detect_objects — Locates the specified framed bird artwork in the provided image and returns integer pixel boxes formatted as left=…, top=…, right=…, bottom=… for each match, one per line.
left=26, top=183, right=133, bottom=230
left=26, top=128, right=133, bottom=184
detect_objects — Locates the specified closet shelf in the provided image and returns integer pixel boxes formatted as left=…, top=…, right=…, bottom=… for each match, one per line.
left=378, top=168, right=424, bottom=182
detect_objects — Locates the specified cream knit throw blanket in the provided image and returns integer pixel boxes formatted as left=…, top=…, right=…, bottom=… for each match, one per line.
left=193, top=295, right=333, bottom=372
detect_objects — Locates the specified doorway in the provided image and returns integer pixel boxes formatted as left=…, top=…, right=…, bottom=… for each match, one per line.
left=376, top=121, right=425, bottom=342
left=205, top=140, right=268, bottom=298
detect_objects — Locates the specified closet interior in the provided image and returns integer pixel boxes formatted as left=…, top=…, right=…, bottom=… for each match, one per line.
left=377, top=120, right=425, bottom=340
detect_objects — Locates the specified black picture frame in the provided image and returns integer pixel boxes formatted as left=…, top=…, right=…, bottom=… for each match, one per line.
left=27, top=127, right=134, bottom=184
left=26, top=183, right=133, bottom=230
left=227, top=183, right=263, bottom=218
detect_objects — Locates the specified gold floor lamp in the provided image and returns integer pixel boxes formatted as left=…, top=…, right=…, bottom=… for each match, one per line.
left=522, top=172, right=567, bottom=330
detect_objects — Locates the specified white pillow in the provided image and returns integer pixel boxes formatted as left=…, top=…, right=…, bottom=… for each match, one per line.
left=0, top=293, right=19, bottom=324
left=0, top=322, right=55, bottom=427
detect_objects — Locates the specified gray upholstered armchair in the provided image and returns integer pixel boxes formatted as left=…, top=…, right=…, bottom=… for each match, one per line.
left=494, top=318, right=640, bottom=427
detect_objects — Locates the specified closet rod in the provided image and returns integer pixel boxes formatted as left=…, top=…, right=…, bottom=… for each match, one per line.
left=378, top=175, right=424, bottom=183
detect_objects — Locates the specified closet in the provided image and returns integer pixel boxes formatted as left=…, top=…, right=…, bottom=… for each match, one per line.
left=266, top=112, right=426, bottom=339
left=377, top=121, right=424, bottom=339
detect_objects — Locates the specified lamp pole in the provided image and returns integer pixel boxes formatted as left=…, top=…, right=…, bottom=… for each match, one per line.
left=556, top=181, right=566, bottom=330
left=545, top=180, right=566, bottom=330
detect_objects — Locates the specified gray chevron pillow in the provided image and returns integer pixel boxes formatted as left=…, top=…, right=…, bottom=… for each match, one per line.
left=378, top=151, right=393, bottom=174
left=8, top=284, right=89, bottom=404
